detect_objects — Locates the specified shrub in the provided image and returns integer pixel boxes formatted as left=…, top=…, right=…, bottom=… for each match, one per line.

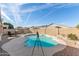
left=68, top=33, right=78, bottom=41
left=76, top=24, right=79, bottom=29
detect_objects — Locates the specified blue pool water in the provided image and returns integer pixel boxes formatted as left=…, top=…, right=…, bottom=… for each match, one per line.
left=24, top=34, right=58, bottom=47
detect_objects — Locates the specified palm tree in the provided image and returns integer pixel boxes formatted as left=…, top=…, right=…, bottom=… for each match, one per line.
left=56, top=26, right=61, bottom=35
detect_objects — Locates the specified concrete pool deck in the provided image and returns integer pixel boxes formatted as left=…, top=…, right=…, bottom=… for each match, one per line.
left=0, top=34, right=2, bottom=41
left=1, top=34, right=66, bottom=56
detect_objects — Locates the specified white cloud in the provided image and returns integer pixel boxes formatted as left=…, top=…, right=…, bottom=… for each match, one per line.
left=1, top=3, right=78, bottom=27
left=25, top=13, right=32, bottom=23
left=39, top=3, right=79, bottom=20
left=21, top=4, right=56, bottom=13
left=21, top=3, right=75, bottom=13
left=0, top=3, right=24, bottom=26
left=10, top=4, right=21, bottom=22
left=1, top=10, right=14, bottom=23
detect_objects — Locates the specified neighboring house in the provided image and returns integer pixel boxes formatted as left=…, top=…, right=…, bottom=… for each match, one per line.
left=15, top=27, right=32, bottom=34
left=2, top=23, right=15, bottom=35
left=3, top=24, right=9, bottom=29
left=3, top=24, right=9, bottom=34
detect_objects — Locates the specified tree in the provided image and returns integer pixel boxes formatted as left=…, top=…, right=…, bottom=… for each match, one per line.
left=68, top=33, right=78, bottom=41
left=56, top=26, right=61, bottom=35
left=76, top=24, right=79, bottom=29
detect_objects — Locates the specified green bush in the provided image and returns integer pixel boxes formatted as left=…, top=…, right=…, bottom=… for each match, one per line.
left=68, top=33, right=78, bottom=41
left=76, top=24, right=79, bottom=29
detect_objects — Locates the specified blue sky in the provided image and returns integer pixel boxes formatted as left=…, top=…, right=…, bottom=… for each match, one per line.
left=0, top=3, right=79, bottom=27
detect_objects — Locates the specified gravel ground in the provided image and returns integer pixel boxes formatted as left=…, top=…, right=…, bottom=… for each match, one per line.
left=53, top=46, right=79, bottom=56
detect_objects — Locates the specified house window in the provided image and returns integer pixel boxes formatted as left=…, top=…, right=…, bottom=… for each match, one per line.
left=3, top=27, right=7, bottom=29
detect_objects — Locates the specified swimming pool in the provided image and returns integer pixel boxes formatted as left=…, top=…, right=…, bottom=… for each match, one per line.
left=24, top=34, right=59, bottom=47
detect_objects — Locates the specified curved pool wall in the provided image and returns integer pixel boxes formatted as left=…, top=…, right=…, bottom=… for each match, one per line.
left=24, top=34, right=59, bottom=47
